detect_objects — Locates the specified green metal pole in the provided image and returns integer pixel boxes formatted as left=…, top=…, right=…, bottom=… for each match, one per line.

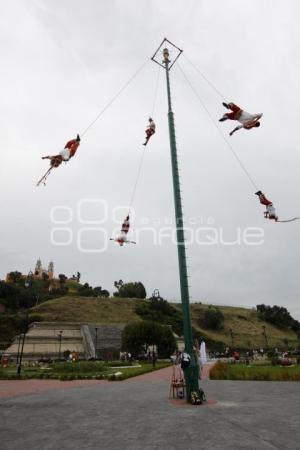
left=163, top=48, right=201, bottom=402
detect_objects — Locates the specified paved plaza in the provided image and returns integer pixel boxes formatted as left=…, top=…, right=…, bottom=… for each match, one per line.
left=1, top=366, right=300, bottom=450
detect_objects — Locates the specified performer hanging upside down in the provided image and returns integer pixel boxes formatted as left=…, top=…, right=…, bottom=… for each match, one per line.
left=121, top=215, right=130, bottom=234
left=110, top=215, right=136, bottom=246
left=42, top=134, right=81, bottom=168
left=219, top=102, right=263, bottom=136
left=37, top=135, right=81, bottom=186
left=255, top=191, right=278, bottom=221
left=143, top=117, right=156, bottom=146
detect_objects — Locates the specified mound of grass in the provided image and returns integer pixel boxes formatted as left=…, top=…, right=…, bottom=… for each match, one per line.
left=190, top=304, right=299, bottom=349
left=32, top=296, right=142, bottom=323
left=2, top=296, right=298, bottom=352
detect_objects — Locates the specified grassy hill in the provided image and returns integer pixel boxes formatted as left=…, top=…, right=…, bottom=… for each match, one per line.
left=33, top=297, right=142, bottom=323
left=25, top=296, right=299, bottom=350
left=189, top=304, right=298, bottom=349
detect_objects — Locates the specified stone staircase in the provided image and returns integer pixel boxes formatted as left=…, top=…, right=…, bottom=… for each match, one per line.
left=89, top=324, right=125, bottom=359
left=5, top=322, right=126, bottom=361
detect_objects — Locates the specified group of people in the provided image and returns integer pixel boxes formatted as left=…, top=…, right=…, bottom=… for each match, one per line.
left=40, top=118, right=156, bottom=173
left=42, top=117, right=156, bottom=172
left=38, top=101, right=283, bottom=225
left=38, top=119, right=157, bottom=244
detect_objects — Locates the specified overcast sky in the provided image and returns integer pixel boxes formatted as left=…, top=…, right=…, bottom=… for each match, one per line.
left=1, top=0, right=300, bottom=319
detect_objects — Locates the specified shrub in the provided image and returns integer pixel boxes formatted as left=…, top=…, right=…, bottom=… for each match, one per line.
left=271, top=357, right=280, bottom=366
left=210, top=361, right=229, bottom=379
left=135, top=300, right=183, bottom=335
left=256, top=304, right=300, bottom=331
left=203, top=306, right=224, bottom=330
left=52, top=361, right=106, bottom=373
left=115, top=282, right=146, bottom=299
left=28, top=314, right=43, bottom=323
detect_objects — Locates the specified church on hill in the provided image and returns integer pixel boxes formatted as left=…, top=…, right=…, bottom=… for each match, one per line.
left=6, top=258, right=55, bottom=282
left=33, top=258, right=54, bottom=279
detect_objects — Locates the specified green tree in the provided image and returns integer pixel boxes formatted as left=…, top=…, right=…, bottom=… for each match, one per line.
left=122, top=321, right=177, bottom=358
left=257, top=304, right=300, bottom=332
left=7, top=271, right=23, bottom=284
left=93, top=286, right=103, bottom=297
left=135, top=297, right=183, bottom=335
left=115, top=282, right=146, bottom=299
left=113, top=280, right=123, bottom=296
left=58, top=274, right=67, bottom=287
left=100, top=289, right=110, bottom=298
left=78, top=283, right=93, bottom=297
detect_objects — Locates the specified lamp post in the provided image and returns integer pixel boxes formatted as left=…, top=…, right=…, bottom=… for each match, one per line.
left=95, top=327, right=98, bottom=359
left=58, top=330, right=63, bottom=360
left=262, top=325, right=268, bottom=349
left=229, top=328, right=234, bottom=349
left=150, top=290, right=162, bottom=367
left=17, top=312, right=29, bottom=375
left=17, top=271, right=33, bottom=375
left=150, top=312, right=156, bottom=368
left=16, top=333, right=22, bottom=365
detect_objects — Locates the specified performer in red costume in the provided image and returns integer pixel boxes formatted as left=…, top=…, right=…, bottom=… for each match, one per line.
left=219, top=102, right=263, bottom=136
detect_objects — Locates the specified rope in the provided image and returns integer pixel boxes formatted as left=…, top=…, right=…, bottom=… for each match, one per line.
left=80, top=58, right=149, bottom=138
left=128, top=147, right=147, bottom=211
left=151, top=65, right=161, bottom=117
left=182, top=54, right=226, bottom=101
left=36, top=167, right=53, bottom=187
left=277, top=218, right=300, bottom=223
left=127, top=66, right=161, bottom=212
left=177, top=62, right=259, bottom=191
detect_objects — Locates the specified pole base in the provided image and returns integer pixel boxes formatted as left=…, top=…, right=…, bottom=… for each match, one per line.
left=184, top=362, right=206, bottom=404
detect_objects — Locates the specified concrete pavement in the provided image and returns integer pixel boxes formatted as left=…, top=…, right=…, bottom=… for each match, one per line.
left=1, top=366, right=299, bottom=450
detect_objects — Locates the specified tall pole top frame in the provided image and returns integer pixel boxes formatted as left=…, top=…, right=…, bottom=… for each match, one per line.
left=151, top=38, right=183, bottom=70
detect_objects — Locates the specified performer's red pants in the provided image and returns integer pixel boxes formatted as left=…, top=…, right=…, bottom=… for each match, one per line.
left=225, top=103, right=242, bottom=120
left=259, top=194, right=272, bottom=206
left=146, top=129, right=155, bottom=138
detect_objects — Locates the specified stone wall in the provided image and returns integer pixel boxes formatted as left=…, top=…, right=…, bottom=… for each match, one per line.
left=89, top=324, right=126, bottom=358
